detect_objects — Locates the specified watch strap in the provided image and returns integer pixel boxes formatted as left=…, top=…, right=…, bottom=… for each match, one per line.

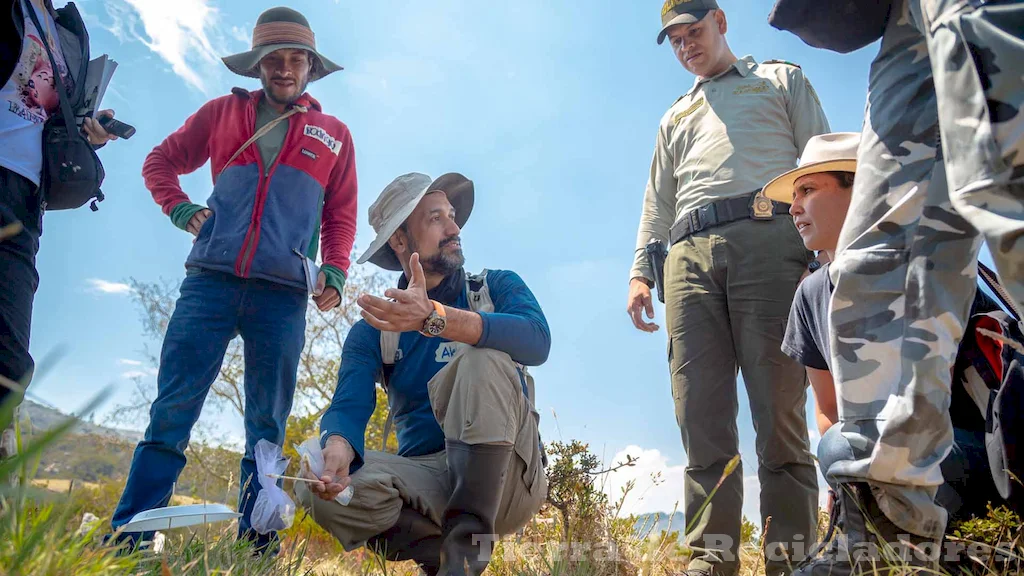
left=420, top=300, right=446, bottom=337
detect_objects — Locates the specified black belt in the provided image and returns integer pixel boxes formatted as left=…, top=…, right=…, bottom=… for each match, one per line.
left=669, top=191, right=789, bottom=245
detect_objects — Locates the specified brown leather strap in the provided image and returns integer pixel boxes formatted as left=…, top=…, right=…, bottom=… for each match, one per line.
left=223, top=104, right=307, bottom=171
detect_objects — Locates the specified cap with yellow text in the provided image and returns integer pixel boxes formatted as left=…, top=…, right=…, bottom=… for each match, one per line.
left=658, top=0, right=720, bottom=45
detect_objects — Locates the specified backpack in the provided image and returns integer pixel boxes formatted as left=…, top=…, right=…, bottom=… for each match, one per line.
left=24, top=1, right=106, bottom=212
left=954, top=262, right=1024, bottom=513
left=375, top=269, right=545, bottom=466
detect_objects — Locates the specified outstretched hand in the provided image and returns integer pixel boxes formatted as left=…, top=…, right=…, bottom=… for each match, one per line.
left=357, top=252, right=433, bottom=332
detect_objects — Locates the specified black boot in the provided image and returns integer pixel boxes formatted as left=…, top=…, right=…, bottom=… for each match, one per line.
left=367, top=507, right=443, bottom=576
left=438, top=439, right=514, bottom=576
left=792, top=482, right=939, bottom=576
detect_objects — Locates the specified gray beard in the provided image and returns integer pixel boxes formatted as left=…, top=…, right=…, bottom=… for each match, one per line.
left=411, top=236, right=465, bottom=276
left=421, top=250, right=465, bottom=276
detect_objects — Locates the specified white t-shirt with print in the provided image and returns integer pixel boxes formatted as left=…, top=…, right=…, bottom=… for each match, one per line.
left=0, top=0, right=72, bottom=186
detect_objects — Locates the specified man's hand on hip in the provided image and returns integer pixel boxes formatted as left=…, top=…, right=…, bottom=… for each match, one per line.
left=306, top=435, right=354, bottom=501
left=186, top=209, right=212, bottom=236
left=627, top=277, right=659, bottom=333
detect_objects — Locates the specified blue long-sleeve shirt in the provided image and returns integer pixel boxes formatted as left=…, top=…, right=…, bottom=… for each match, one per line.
left=320, top=269, right=550, bottom=473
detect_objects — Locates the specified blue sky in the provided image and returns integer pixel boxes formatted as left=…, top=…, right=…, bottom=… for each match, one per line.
left=28, top=0, right=996, bottom=525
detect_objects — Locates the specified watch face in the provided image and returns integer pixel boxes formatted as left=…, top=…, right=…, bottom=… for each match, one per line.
left=424, top=313, right=446, bottom=336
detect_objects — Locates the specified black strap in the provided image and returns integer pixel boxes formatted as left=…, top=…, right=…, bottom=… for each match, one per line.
left=669, top=191, right=788, bottom=245
left=25, top=0, right=76, bottom=135
left=978, top=261, right=1020, bottom=321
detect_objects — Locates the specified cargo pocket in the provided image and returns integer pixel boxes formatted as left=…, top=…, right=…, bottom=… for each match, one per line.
left=498, top=399, right=546, bottom=534
left=514, top=402, right=544, bottom=499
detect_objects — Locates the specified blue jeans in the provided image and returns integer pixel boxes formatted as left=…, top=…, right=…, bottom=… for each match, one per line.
left=110, top=268, right=306, bottom=550
left=818, top=424, right=998, bottom=525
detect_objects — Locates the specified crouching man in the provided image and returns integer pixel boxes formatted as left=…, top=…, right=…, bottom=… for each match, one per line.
left=297, top=172, right=550, bottom=576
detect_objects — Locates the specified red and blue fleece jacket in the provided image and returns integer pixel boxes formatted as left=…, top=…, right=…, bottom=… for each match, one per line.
left=142, top=88, right=357, bottom=294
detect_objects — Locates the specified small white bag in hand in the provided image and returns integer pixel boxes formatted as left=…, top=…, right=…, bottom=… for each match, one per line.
left=297, top=437, right=354, bottom=505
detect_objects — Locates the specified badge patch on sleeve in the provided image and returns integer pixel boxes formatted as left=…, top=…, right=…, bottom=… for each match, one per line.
left=733, top=80, right=771, bottom=95
left=303, top=125, right=342, bottom=155
left=673, top=97, right=705, bottom=124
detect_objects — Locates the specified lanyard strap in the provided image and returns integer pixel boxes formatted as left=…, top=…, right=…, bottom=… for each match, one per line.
left=222, top=104, right=307, bottom=171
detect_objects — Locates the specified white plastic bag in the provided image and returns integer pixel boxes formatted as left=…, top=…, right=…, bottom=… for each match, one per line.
left=296, top=436, right=354, bottom=505
left=250, top=438, right=296, bottom=534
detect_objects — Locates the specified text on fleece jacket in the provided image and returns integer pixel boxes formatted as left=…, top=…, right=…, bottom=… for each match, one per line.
left=142, top=88, right=358, bottom=291
left=320, top=269, right=551, bottom=474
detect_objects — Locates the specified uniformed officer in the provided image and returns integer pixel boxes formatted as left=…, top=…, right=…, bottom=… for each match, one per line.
left=626, top=2, right=830, bottom=574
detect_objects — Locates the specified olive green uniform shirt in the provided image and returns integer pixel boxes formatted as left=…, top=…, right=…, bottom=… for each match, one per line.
left=630, top=55, right=830, bottom=282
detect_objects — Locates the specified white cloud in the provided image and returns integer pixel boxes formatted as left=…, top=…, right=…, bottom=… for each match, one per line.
left=743, top=474, right=761, bottom=526
left=602, top=445, right=687, bottom=517
left=808, top=427, right=821, bottom=454
left=121, top=368, right=157, bottom=380
left=603, top=446, right=830, bottom=531
left=99, top=0, right=230, bottom=94
left=229, top=25, right=250, bottom=46
left=86, top=279, right=132, bottom=295
left=118, top=359, right=143, bottom=366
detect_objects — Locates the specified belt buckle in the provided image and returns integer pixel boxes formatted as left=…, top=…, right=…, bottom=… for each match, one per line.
left=688, top=209, right=702, bottom=233
left=750, top=193, right=775, bottom=221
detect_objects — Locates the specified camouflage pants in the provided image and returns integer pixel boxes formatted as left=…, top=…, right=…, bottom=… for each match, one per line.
left=828, top=0, right=1024, bottom=540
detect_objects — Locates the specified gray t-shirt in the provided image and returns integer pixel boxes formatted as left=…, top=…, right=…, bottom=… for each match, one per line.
left=255, top=98, right=289, bottom=171
left=782, top=263, right=832, bottom=371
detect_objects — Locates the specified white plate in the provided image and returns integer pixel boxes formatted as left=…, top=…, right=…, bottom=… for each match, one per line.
left=120, top=503, right=242, bottom=533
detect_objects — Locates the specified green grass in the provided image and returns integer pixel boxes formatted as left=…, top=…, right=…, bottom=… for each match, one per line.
left=2, top=385, right=1022, bottom=575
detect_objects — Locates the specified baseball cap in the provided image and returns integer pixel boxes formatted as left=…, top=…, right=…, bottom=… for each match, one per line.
left=658, top=0, right=720, bottom=45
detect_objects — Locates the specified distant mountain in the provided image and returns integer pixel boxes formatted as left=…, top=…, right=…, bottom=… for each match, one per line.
left=635, top=511, right=686, bottom=540
left=18, top=399, right=143, bottom=444
left=16, top=400, right=239, bottom=498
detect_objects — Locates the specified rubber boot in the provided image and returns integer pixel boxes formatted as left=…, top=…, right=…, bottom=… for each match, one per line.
left=437, top=439, right=514, bottom=576
left=367, top=507, right=443, bottom=576
left=791, top=482, right=939, bottom=576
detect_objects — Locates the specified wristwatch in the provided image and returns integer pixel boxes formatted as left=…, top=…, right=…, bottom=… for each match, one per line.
left=420, top=300, right=447, bottom=337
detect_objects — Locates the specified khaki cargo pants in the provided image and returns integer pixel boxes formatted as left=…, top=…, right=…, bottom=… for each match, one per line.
left=295, top=347, right=547, bottom=551
left=666, top=216, right=818, bottom=576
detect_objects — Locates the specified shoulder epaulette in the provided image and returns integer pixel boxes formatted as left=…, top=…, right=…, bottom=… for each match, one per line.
left=763, top=59, right=801, bottom=68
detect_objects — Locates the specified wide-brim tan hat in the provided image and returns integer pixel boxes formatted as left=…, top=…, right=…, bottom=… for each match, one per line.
left=357, top=172, right=474, bottom=271
left=763, top=132, right=860, bottom=203
left=222, top=7, right=343, bottom=82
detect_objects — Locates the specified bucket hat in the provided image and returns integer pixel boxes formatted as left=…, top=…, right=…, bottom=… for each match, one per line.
left=357, top=173, right=475, bottom=271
